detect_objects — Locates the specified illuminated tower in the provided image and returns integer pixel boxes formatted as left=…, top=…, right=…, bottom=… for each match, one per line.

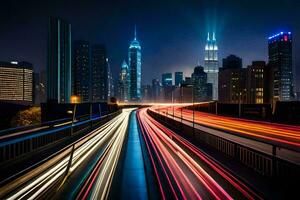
left=204, top=32, right=219, bottom=100
left=118, top=60, right=130, bottom=102
left=128, top=26, right=142, bottom=102
left=268, top=31, right=294, bottom=102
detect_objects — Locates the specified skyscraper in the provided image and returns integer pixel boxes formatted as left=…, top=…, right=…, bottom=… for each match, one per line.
left=0, top=61, right=33, bottom=105
left=204, top=32, right=219, bottom=100
left=72, top=40, right=90, bottom=103
left=162, top=73, right=172, bottom=87
left=107, top=59, right=115, bottom=98
left=92, top=44, right=108, bottom=102
left=128, top=27, right=142, bottom=102
left=118, top=60, right=130, bottom=102
left=191, top=66, right=212, bottom=102
left=175, top=72, right=183, bottom=86
left=268, top=32, right=294, bottom=102
left=47, top=17, right=71, bottom=104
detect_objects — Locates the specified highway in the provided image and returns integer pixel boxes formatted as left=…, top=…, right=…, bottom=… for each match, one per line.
left=0, top=108, right=133, bottom=200
left=137, top=108, right=261, bottom=200
left=153, top=105, right=300, bottom=149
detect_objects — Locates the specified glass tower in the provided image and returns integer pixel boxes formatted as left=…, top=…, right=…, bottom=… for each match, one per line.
left=204, top=32, right=219, bottom=100
left=128, top=27, right=142, bottom=102
left=47, top=17, right=72, bottom=103
left=268, top=32, right=294, bottom=102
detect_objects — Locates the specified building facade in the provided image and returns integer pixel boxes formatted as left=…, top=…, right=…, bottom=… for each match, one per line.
left=72, top=40, right=90, bottom=103
left=128, top=27, right=142, bottom=102
left=152, top=78, right=161, bottom=102
left=246, top=61, right=271, bottom=104
left=91, top=44, right=108, bottom=102
left=219, top=55, right=247, bottom=104
left=0, top=61, right=33, bottom=105
left=162, top=73, right=172, bottom=87
left=268, top=32, right=294, bottom=102
left=118, top=60, right=130, bottom=102
left=175, top=72, right=183, bottom=86
left=191, top=66, right=212, bottom=102
left=204, top=32, right=219, bottom=100
left=47, top=17, right=71, bottom=104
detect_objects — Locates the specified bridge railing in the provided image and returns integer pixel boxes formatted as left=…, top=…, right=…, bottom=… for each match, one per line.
left=148, top=108, right=300, bottom=179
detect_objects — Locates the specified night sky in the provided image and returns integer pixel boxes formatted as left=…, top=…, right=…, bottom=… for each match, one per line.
left=0, top=0, right=299, bottom=90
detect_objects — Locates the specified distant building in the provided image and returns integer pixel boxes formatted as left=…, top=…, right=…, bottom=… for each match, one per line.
left=0, top=61, right=33, bottom=105
left=175, top=72, right=183, bottom=86
left=183, top=77, right=192, bottom=85
left=141, top=85, right=152, bottom=102
left=118, top=60, right=130, bottom=102
left=92, top=44, right=108, bottom=102
left=47, top=17, right=71, bottom=104
left=107, top=59, right=115, bottom=98
left=162, top=73, right=172, bottom=87
left=128, top=27, right=142, bottom=102
left=246, top=61, right=271, bottom=104
left=219, top=55, right=247, bottom=104
left=204, top=32, right=219, bottom=100
left=268, top=32, right=294, bottom=102
left=191, top=66, right=212, bottom=102
left=72, top=40, right=90, bottom=103
left=152, top=78, right=161, bottom=102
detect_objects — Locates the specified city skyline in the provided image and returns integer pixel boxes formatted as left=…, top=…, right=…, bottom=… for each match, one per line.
left=0, top=0, right=299, bottom=89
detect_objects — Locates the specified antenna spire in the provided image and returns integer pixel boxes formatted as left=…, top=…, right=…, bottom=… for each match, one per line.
left=134, top=25, right=137, bottom=40
left=207, top=32, right=210, bottom=41
left=213, top=32, right=216, bottom=41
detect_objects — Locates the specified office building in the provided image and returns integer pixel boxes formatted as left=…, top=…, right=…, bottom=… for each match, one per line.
left=72, top=40, right=90, bottom=103
left=219, top=55, right=246, bottom=104
left=141, top=85, right=152, bottom=102
left=162, top=73, right=172, bottom=87
left=47, top=17, right=71, bottom=104
left=175, top=72, right=183, bottom=86
left=204, top=32, right=219, bottom=100
left=128, top=27, right=142, bottom=102
left=107, top=59, right=115, bottom=98
left=246, top=61, right=271, bottom=104
left=152, top=78, right=161, bottom=102
left=268, top=32, right=294, bottom=102
left=118, top=60, right=130, bottom=102
left=0, top=61, right=33, bottom=105
left=92, top=44, right=108, bottom=102
left=191, top=66, right=212, bottom=102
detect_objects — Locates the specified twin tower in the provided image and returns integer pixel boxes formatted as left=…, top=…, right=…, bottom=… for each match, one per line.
left=204, top=32, right=219, bottom=100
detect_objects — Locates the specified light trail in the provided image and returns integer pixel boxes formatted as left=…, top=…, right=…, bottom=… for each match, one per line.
left=153, top=105, right=300, bottom=148
left=137, top=108, right=258, bottom=199
left=0, top=109, right=133, bottom=200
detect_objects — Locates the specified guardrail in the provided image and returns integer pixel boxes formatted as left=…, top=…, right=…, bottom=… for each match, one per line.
left=148, top=109, right=300, bottom=179
left=0, top=110, right=121, bottom=163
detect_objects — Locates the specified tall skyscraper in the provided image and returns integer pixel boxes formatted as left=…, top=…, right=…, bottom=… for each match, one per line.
left=128, top=27, right=142, bottom=102
left=72, top=40, right=90, bottom=103
left=162, top=73, right=172, bottom=87
left=0, top=61, right=33, bottom=105
left=175, top=72, right=183, bottom=86
left=107, top=59, right=115, bottom=98
left=219, top=55, right=246, bottom=104
left=118, top=60, right=130, bottom=102
left=47, top=17, right=71, bottom=104
left=92, top=44, right=108, bottom=102
left=204, top=32, right=219, bottom=100
left=191, top=66, right=212, bottom=102
left=268, top=32, right=294, bottom=102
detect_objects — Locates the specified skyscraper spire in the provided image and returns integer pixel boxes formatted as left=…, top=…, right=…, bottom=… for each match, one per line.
left=134, top=25, right=137, bottom=40
left=207, top=32, right=210, bottom=41
left=213, top=32, right=216, bottom=41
